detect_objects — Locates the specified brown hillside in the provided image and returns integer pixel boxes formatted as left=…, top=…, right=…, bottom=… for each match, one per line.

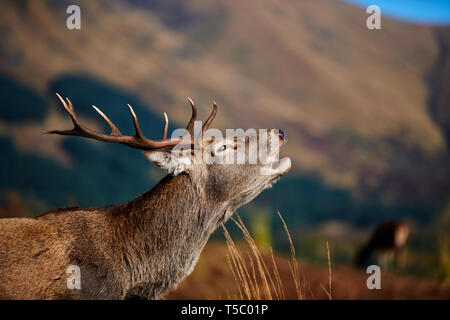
left=0, top=0, right=448, bottom=197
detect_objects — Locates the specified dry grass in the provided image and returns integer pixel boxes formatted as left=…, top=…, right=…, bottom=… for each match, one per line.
left=222, top=212, right=332, bottom=300
left=167, top=240, right=450, bottom=299
left=320, top=241, right=333, bottom=300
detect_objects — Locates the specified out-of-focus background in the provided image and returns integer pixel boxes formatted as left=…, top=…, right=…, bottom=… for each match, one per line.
left=1, top=0, right=449, bottom=299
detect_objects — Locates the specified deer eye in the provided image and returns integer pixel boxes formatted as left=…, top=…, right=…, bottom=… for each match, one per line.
left=218, top=145, right=227, bottom=152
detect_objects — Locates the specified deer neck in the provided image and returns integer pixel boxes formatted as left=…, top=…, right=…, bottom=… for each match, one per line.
left=109, top=173, right=228, bottom=297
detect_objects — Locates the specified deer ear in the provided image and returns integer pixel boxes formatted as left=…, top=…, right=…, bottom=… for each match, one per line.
left=143, top=150, right=192, bottom=176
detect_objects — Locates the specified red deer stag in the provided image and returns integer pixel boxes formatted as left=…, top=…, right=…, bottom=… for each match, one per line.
left=355, top=221, right=410, bottom=270
left=0, top=94, right=291, bottom=299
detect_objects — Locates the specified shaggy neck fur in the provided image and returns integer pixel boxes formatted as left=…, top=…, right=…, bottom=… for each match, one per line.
left=108, top=173, right=229, bottom=299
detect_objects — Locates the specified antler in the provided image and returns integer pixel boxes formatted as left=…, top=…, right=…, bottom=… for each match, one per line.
left=44, top=94, right=217, bottom=150
left=186, top=97, right=197, bottom=134
left=202, top=101, right=217, bottom=137
left=184, top=97, right=217, bottom=145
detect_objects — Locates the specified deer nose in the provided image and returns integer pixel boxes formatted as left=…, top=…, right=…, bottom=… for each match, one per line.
left=278, top=129, right=287, bottom=141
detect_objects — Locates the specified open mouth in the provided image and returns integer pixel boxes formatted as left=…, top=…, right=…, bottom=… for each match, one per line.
left=261, top=131, right=291, bottom=176
left=271, top=129, right=291, bottom=173
left=270, top=157, right=291, bottom=174
left=260, top=155, right=291, bottom=176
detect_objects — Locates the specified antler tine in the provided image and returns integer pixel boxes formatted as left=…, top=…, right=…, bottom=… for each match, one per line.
left=127, top=104, right=145, bottom=139
left=92, top=105, right=121, bottom=136
left=55, top=93, right=77, bottom=126
left=65, top=97, right=75, bottom=111
left=44, top=94, right=183, bottom=150
left=185, top=97, right=197, bottom=133
left=42, top=94, right=81, bottom=135
left=162, top=112, right=169, bottom=139
left=55, top=93, right=70, bottom=111
left=202, top=101, right=218, bottom=136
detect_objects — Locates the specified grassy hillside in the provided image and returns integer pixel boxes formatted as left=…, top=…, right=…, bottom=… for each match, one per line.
left=0, top=0, right=449, bottom=228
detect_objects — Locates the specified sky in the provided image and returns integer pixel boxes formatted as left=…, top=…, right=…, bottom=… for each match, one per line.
left=342, top=0, right=450, bottom=25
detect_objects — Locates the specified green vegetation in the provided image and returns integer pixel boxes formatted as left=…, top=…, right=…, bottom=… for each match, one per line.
left=0, top=135, right=160, bottom=210
left=0, top=75, right=48, bottom=123
left=248, top=206, right=273, bottom=253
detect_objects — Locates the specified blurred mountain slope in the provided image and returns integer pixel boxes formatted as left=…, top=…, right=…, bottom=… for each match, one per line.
left=0, top=0, right=449, bottom=222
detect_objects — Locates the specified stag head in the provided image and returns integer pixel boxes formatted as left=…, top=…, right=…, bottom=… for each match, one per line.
left=45, top=94, right=291, bottom=211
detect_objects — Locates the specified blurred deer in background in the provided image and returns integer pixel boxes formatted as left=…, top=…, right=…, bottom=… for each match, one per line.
left=355, top=221, right=410, bottom=271
left=0, top=94, right=291, bottom=299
